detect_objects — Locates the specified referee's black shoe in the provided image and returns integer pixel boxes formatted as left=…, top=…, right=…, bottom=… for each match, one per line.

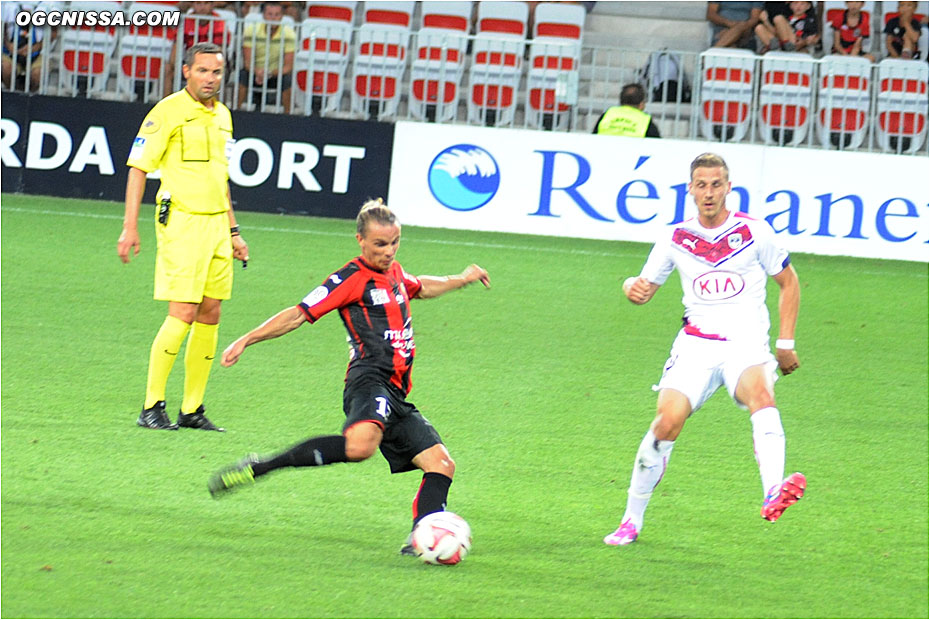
left=177, top=405, right=225, bottom=432
left=137, top=401, right=178, bottom=430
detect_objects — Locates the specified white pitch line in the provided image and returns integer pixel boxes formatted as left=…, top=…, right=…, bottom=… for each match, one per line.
left=2, top=205, right=927, bottom=275
left=0, top=205, right=639, bottom=258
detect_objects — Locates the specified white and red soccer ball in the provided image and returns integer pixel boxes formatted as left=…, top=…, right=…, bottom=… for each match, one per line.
left=411, top=511, right=472, bottom=565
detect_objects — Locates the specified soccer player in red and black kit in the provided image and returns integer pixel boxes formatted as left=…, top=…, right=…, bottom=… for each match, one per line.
left=208, top=199, right=490, bottom=554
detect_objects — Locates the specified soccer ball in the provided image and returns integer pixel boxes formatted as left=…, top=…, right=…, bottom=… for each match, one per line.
left=411, top=511, right=472, bottom=565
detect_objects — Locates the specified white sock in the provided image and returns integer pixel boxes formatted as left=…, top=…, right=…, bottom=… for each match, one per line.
left=751, top=407, right=786, bottom=498
left=622, top=429, right=675, bottom=531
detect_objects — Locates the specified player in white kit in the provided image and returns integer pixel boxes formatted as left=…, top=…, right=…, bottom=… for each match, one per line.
left=604, top=153, right=806, bottom=546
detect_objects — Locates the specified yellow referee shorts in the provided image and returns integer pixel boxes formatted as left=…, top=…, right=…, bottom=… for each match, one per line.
left=154, top=208, right=233, bottom=303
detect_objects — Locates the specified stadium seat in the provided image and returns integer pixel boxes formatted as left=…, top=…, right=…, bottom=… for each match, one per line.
left=294, top=17, right=354, bottom=114
left=467, top=1, right=529, bottom=127
left=822, top=0, right=875, bottom=57
left=408, top=1, right=472, bottom=123
left=816, top=55, right=872, bottom=150
left=525, top=2, right=586, bottom=131
left=758, top=51, right=815, bottom=146
left=57, top=2, right=120, bottom=96
left=875, top=58, right=929, bottom=154
left=305, top=1, right=357, bottom=23
left=116, top=4, right=179, bottom=103
left=350, top=1, right=415, bottom=120
left=698, top=48, right=756, bottom=143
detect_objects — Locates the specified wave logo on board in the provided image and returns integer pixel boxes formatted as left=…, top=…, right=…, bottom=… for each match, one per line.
left=427, top=144, right=500, bottom=211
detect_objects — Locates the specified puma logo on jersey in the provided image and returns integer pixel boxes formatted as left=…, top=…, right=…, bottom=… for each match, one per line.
left=673, top=224, right=754, bottom=266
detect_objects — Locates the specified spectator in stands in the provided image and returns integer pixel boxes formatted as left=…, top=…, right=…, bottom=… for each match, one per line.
left=281, top=1, right=304, bottom=22
left=164, top=1, right=229, bottom=96
left=2, top=1, right=45, bottom=91
left=831, top=1, right=875, bottom=62
left=707, top=1, right=764, bottom=50
left=754, top=2, right=790, bottom=53
left=755, top=0, right=819, bottom=53
left=593, top=83, right=661, bottom=139
left=239, top=2, right=263, bottom=16
left=239, top=1, right=296, bottom=113
left=884, top=1, right=927, bottom=60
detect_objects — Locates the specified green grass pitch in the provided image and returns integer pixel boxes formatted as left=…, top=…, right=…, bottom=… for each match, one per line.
left=1, top=193, right=927, bottom=618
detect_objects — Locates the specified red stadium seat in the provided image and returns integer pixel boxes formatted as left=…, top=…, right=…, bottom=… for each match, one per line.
left=408, top=1, right=472, bottom=123
left=294, top=17, right=353, bottom=114
left=525, top=2, right=586, bottom=130
left=350, top=1, right=414, bottom=120
left=698, top=48, right=756, bottom=142
left=875, top=58, right=929, bottom=154
left=467, top=1, right=528, bottom=127
left=816, top=54, right=872, bottom=150
left=758, top=51, right=815, bottom=146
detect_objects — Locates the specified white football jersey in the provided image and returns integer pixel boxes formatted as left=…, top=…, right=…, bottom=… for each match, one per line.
left=640, top=211, right=790, bottom=342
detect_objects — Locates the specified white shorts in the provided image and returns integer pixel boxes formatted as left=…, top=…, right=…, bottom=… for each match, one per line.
left=653, top=330, right=778, bottom=412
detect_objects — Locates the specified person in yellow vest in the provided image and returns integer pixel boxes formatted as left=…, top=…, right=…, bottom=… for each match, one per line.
left=594, top=83, right=662, bottom=138
left=118, top=42, right=249, bottom=431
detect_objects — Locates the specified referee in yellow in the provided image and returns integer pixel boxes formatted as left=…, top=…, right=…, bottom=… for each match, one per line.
left=118, top=42, right=249, bottom=431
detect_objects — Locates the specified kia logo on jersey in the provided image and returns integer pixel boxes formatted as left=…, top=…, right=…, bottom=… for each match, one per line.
left=693, top=270, right=746, bottom=301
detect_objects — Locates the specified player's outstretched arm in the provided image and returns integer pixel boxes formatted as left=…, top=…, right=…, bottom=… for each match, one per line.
left=221, top=306, right=306, bottom=367
left=772, top=264, right=801, bottom=375
left=623, top=276, right=660, bottom=305
left=416, top=264, right=490, bottom=299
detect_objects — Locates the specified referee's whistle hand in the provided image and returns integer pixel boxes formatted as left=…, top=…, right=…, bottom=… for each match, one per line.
left=232, top=236, right=249, bottom=263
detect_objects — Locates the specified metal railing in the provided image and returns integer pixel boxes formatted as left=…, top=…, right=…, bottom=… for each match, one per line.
left=3, top=12, right=927, bottom=156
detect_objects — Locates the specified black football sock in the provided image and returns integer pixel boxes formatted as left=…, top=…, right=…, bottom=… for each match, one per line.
left=252, top=435, right=348, bottom=477
left=412, top=472, right=453, bottom=526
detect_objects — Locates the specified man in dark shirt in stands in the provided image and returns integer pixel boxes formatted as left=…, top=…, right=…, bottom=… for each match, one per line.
left=208, top=199, right=490, bottom=556
left=884, top=1, right=927, bottom=59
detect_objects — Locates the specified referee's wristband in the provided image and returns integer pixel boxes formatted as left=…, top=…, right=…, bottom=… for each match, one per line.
left=230, top=225, right=240, bottom=237
left=775, top=339, right=795, bottom=350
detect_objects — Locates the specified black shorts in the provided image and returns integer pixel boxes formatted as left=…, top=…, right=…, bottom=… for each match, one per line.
left=342, top=377, right=443, bottom=474
left=238, top=69, right=292, bottom=91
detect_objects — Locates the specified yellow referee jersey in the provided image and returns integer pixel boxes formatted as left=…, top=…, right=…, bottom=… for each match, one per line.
left=127, top=89, right=233, bottom=215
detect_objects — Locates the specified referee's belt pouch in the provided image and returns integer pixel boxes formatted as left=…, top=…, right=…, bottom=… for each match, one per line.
left=180, top=126, right=209, bottom=162
left=157, top=196, right=171, bottom=225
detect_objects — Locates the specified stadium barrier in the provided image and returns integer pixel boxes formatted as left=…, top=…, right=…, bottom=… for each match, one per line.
left=3, top=9, right=928, bottom=155
left=0, top=92, right=393, bottom=216
left=387, top=121, right=929, bottom=263
left=2, top=93, right=927, bottom=262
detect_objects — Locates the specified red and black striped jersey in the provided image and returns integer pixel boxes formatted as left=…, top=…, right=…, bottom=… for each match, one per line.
left=297, top=257, right=423, bottom=394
